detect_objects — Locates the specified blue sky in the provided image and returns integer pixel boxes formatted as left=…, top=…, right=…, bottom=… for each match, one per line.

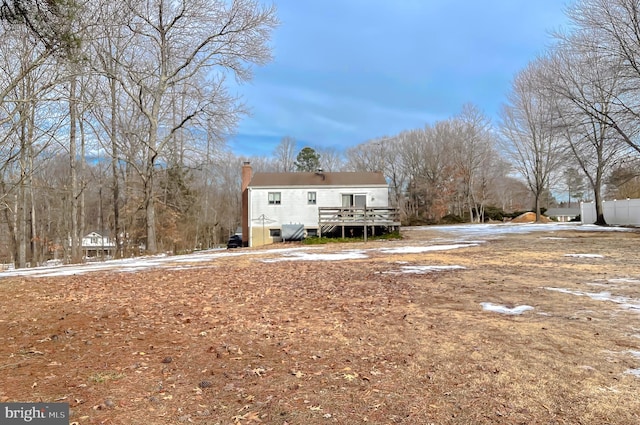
left=228, top=1, right=570, bottom=157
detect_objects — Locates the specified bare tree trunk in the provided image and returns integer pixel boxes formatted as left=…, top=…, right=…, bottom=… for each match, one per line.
left=141, top=29, right=164, bottom=255
left=144, top=172, right=157, bottom=253
left=145, top=115, right=159, bottom=254
left=69, top=73, right=81, bottom=263
left=108, top=76, right=122, bottom=258
left=3, top=197, right=17, bottom=266
left=593, top=189, right=606, bottom=225
left=17, top=135, right=27, bottom=268
left=79, top=109, right=86, bottom=252
left=593, top=138, right=607, bottom=226
left=29, top=145, right=38, bottom=266
left=16, top=76, right=33, bottom=268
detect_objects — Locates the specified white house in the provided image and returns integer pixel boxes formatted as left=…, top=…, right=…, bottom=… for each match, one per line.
left=81, top=232, right=116, bottom=258
left=544, top=207, right=580, bottom=222
left=241, top=162, right=399, bottom=247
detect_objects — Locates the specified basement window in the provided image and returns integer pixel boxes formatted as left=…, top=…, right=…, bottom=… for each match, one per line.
left=268, top=192, right=281, bottom=205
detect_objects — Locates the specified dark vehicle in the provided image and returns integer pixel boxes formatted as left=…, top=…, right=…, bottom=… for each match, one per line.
left=226, top=234, right=242, bottom=249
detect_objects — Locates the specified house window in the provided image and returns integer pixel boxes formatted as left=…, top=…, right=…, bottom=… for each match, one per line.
left=268, top=192, right=281, bottom=205
left=342, top=194, right=366, bottom=208
left=269, top=229, right=281, bottom=237
left=308, top=191, right=317, bottom=205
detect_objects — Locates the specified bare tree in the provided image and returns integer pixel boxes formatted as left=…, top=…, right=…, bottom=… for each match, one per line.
left=0, top=20, right=64, bottom=267
left=546, top=39, right=629, bottom=225
left=607, top=159, right=640, bottom=199
left=499, top=58, right=566, bottom=222
left=112, top=0, right=277, bottom=253
left=0, top=0, right=79, bottom=51
left=87, top=2, right=136, bottom=258
left=562, top=167, right=586, bottom=207
left=240, top=155, right=277, bottom=173
left=398, top=124, right=456, bottom=223
left=0, top=0, right=279, bottom=266
left=563, top=0, right=640, bottom=155
left=345, top=138, right=387, bottom=172
left=273, top=136, right=296, bottom=172
left=450, top=104, right=496, bottom=222
left=316, top=146, right=345, bottom=172
left=345, top=137, right=406, bottom=213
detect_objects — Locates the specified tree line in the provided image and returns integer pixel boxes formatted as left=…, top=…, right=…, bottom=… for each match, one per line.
left=0, top=0, right=277, bottom=267
left=1, top=0, right=639, bottom=268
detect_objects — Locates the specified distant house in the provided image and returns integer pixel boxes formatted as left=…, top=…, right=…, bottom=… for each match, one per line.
left=545, top=208, right=580, bottom=222
left=81, top=232, right=116, bottom=258
left=241, top=162, right=400, bottom=247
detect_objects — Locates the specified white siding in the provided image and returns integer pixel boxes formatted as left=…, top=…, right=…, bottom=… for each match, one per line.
left=248, top=185, right=389, bottom=246
left=81, top=232, right=115, bottom=249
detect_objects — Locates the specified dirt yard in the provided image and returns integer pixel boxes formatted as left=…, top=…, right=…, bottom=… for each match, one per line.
left=1, top=225, right=640, bottom=425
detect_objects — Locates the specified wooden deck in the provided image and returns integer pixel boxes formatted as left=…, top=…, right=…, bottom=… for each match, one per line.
left=318, top=207, right=401, bottom=239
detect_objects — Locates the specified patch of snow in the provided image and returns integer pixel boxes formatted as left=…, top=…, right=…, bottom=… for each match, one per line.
left=480, top=302, right=534, bottom=315
left=37, top=270, right=86, bottom=277
left=166, top=265, right=213, bottom=271
left=0, top=247, right=314, bottom=278
left=3, top=223, right=632, bottom=278
left=113, top=267, right=151, bottom=273
left=564, top=254, right=604, bottom=258
left=588, top=277, right=640, bottom=289
left=545, top=287, right=640, bottom=311
left=625, top=369, right=640, bottom=378
left=378, top=244, right=478, bottom=254
left=609, top=278, right=640, bottom=284
left=409, top=223, right=634, bottom=241
left=260, top=250, right=369, bottom=263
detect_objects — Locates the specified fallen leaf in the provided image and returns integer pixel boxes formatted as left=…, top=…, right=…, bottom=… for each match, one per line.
left=251, top=367, right=266, bottom=377
left=343, top=372, right=358, bottom=382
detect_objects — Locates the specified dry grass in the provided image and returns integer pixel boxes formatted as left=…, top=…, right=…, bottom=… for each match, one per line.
left=1, top=226, right=640, bottom=424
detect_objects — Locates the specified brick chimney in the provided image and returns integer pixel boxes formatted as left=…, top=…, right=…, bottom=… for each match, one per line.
left=241, top=161, right=252, bottom=246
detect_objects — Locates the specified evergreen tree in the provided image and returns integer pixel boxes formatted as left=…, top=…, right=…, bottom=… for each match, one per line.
left=294, top=147, right=321, bottom=172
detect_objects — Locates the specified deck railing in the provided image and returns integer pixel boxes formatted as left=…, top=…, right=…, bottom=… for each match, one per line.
left=318, top=207, right=401, bottom=239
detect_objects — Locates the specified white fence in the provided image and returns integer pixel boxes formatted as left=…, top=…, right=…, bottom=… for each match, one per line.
left=581, top=199, right=640, bottom=226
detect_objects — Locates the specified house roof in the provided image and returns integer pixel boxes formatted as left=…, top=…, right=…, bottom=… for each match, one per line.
left=83, top=231, right=107, bottom=238
left=545, top=208, right=580, bottom=217
left=248, top=171, right=387, bottom=188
